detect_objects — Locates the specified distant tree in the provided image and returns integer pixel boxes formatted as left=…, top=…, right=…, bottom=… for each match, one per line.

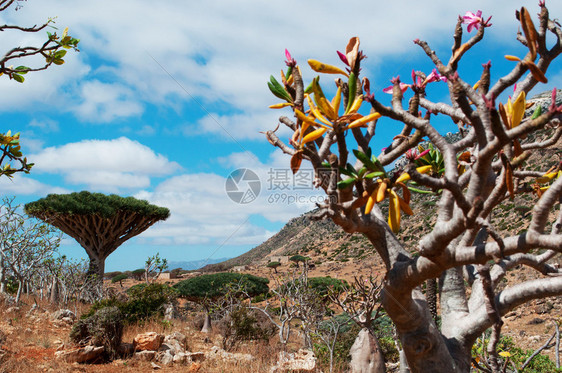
left=144, top=253, right=168, bottom=284
left=25, top=191, right=170, bottom=294
left=111, top=273, right=128, bottom=288
left=174, top=272, right=269, bottom=332
left=170, top=267, right=183, bottom=277
left=104, top=271, right=122, bottom=280
left=0, top=0, right=79, bottom=178
left=267, top=261, right=281, bottom=273
left=289, top=255, right=307, bottom=268
left=307, top=276, right=347, bottom=299
left=131, top=269, right=145, bottom=281
left=0, top=197, right=61, bottom=303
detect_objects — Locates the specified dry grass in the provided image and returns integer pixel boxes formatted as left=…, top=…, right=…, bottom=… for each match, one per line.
left=0, top=294, right=333, bottom=373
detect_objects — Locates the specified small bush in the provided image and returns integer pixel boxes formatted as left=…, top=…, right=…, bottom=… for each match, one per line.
left=70, top=306, right=124, bottom=360
left=217, top=306, right=275, bottom=351
left=82, top=283, right=177, bottom=324
left=314, top=323, right=360, bottom=372
left=124, top=282, right=178, bottom=323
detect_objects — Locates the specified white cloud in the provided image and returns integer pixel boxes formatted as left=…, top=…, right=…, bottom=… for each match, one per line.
left=30, top=137, right=181, bottom=191
left=73, top=80, right=144, bottom=122
left=2, top=0, right=559, bottom=127
left=131, top=148, right=328, bottom=249
left=189, top=111, right=293, bottom=141
left=29, top=119, right=60, bottom=132
left=0, top=174, right=69, bottom=195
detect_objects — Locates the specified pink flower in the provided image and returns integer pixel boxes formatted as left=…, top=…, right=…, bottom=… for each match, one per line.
left=416, top=149, right=430, bottom=159
left=284, top=49, right=296, bottom=67
left=383, top=83, right=410, bottom=94
left=423, top=69, right=447, bottom=85
left=463, top=10, right=482, bottom=33
left=337, top=50, right=349, bottom=66
left=405, top=148, right=418, bottom=160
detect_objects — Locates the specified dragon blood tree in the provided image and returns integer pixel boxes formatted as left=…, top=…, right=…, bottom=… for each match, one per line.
left=25, top=191, right=170, bottom=290
left=264, top=4, right=562, bottom=373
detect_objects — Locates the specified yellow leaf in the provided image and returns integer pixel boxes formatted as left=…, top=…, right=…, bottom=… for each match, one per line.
left=498, top=351, right=511, bottom=358
left=536, top=172, right=558, bottom=184
left=504, top=55, right=521, bottom=62
left=306, top=95, right=333, bottom=127
left=346, top=95, right=364, bottom=114
left=295, top=109, right=320, bottom=126
left=398, top=195, right=413, bottom=216
left=307, top=59, right=349, bottom=76
left=416, top=165, right=433, bottom=174
left=511, top=91, right=526, bottom=128
left=269, top=102, right=293, bottom=109
left=364, top=186, right=378, bottom=214
left=302, top=127, right=327, bottom=145
left=318, top=96, right=336, bottom=121
left=331, top=86, right=342, bottom=118
left=347, top=112, right=381, bottom=130
left=395, top=172, right=410, bottom=184
left=376, top=180, right=387, bottom=203
left=388, top=190, right=401, bottom=233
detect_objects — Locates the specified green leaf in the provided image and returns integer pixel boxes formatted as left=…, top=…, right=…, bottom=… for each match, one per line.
left=365, top=171, right=385, bottom=179
left=12, top=74, right=24, bottom=83
left=357, top=166, right=368, bottom=178
left=345, top=72, right=357, bottom=113
left=54, top=50, right=67, bottom=59
left=337, top=177, right=356, bottom=189
left=338, top=163, right=357, bottom=177
left=531, top=105, right=542, bottom=119
left=304, top=81, right=314, bottom=94
left=353, top=149, right=376, bottom=171
left=285, top=65, right=293, bottom=81
left=15, top=66, right=29, bottom=74
left=407, top=187, right=434, bottom=194
left=267, top=76, right=292, bottom=102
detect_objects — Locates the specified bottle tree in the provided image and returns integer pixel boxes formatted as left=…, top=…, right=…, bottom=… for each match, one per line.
left=25, top=191, right=170, bottom=292
left=265, top=4, right=562, bottom=372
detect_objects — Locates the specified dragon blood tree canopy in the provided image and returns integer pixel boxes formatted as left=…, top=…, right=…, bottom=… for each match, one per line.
left=24, top=191, right=170, bottom=279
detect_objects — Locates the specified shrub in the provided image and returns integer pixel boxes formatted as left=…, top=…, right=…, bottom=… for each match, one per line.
left=174, top=272, right=269, bottom=301
left=217, top=306, right=276, bottom=351
left=70, top=306, right=124, bottom=360
left=104, top=271, right=122, bottom=280
left=314, top=322, right=360, bottom=371
left=131, top=268, right=145, bottom=281
left=123, top=282, right=178, bottom=323
left=111, top=273, right=128, bottom=286
left=308, top=277, right=348, bottom=298
left=82, top=283, right=177, bottom=324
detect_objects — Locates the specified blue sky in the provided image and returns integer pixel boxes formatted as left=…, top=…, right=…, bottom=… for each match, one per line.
left=0, top=0, right=561, bottom=271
